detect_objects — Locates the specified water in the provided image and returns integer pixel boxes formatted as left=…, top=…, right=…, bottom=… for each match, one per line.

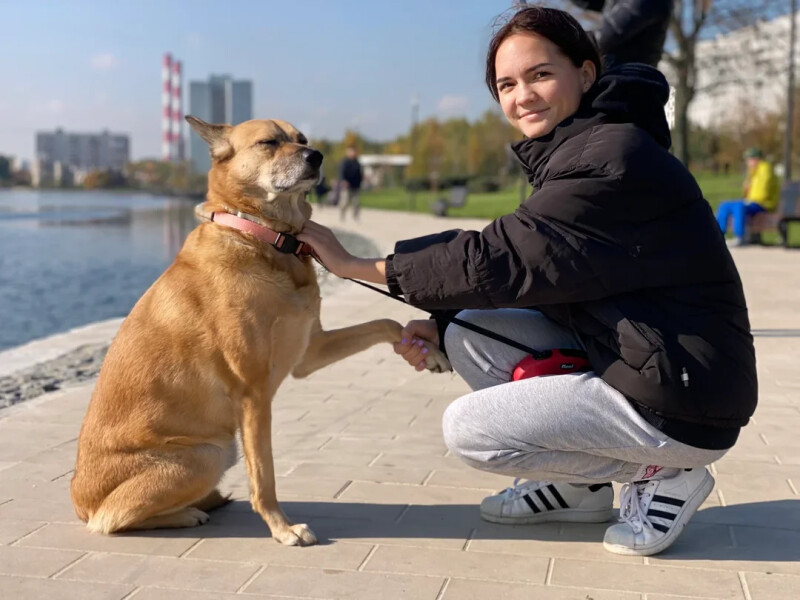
left=0, top=189, right=364, bottom=352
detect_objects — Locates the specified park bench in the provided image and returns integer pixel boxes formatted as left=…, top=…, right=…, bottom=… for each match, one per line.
left=750, top=181, right=800, bottom=247
left=431, top=185, right=468, bottom=217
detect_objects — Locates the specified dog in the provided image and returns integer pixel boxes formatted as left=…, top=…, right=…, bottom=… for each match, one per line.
left=70, top=116, right=450, bottom=546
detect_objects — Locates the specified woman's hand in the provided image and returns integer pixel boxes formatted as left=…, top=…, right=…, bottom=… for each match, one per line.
left=297, top=220, right=357, bottom=277
left=394, top=319, right=441, bottom=372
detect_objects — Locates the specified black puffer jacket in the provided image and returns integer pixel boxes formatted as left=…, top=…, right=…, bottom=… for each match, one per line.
left=571, top=0, right=674, bottom=69
left=385, top=65, right=757, bottom=450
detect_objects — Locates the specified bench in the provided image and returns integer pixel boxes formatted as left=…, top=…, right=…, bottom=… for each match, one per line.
left=431, top=186, right=468, bottom=217
left=750, top=182, right=800, bottom=247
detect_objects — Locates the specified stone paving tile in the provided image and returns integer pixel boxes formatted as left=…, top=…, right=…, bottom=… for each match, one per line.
left=0, top=575, right=133, bottom=600
left=0, top=518, right=45, bottom=545
left=549, top=558, right=745, bottom=598
left=321, top=436, right=448, bottom=456
left=425, top=466, right=511, bottom=490
left=17, top=523, right=201, bottom=557
left=744, top=572, right=800, bottom=599
left=339, top=481, right=489, bottom=505
left=648, top=523, right=800, bottom=576
left=243, top=565, right=446, bottom=599
left=187, top=537, right=374, bottom=570
left=441, top=578, right=642, bottom=599
left=363, top=544, right=550, bottom=584
left=0, top=497, right=81, bottom=523
left=0, top=457, right=74, bottom=482
left=0, top=544, right=83, bottom=577
left=468, top=520, right=645, bottom=564
left=288, top=462, right=431, bottom=485
left=57, top=552, right=262, bottom=593
left=130, top=588, right=288, bottom=600
left=372, top=453, right=463, bottom=471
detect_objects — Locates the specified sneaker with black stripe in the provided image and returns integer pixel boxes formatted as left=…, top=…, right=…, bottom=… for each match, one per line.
left=479, top=479, right=614, bottom=525
left=603, top=467, right=714, bottom=556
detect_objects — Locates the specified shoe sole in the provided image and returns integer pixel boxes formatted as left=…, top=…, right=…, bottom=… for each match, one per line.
left=480, top=507, right=614, bottom=525
left=603, top=470, right=715, bottom=557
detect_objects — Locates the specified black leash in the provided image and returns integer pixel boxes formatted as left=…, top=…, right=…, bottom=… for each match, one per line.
left=335, top=272, right=546, bottom=358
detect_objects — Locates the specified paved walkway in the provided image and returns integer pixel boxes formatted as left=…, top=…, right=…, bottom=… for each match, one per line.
left=1, top=207, right=799, bottom=600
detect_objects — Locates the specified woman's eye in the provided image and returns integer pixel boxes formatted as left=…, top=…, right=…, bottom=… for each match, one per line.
left=533, top=71, right=550, bottom=80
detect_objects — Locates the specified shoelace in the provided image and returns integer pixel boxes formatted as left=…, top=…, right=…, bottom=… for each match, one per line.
left=501, top=478, right=544, bottom=499
left=618, top=481, right=655, bottom=533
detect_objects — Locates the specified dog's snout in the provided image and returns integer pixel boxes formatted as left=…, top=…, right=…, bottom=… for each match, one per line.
left=304, top=149, right=323, bottom=169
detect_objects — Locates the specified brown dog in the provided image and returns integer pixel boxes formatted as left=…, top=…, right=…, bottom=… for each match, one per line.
left=70, top=116, right=449, bottom=546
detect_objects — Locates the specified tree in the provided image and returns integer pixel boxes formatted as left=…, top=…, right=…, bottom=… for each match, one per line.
left=665, top=0, right=792, bottom=165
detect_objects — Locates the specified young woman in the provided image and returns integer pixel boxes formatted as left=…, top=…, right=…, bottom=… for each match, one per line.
left=298, top=7, right=756, bottom=557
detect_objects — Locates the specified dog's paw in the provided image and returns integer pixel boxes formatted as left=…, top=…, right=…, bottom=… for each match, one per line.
left=178, top=507, right=211, bottom=528
left=423, top=342, right=452, bottom=374
left=273, top=523, right=318, bottom=546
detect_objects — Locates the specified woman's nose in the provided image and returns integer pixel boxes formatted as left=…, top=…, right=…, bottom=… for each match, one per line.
left=516, top=82, right=539, bottom=106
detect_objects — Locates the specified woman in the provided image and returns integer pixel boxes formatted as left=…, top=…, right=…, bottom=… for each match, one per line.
left=298, top=7, right=756, bottom=557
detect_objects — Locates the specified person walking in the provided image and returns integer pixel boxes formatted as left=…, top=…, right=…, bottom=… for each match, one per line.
left=338, top=146, right=363, bottom=221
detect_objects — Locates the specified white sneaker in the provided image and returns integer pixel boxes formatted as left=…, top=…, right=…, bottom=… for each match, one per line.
left=480, top=479, right=614, bottom=525
left=603, top=468, right=714, bottom=556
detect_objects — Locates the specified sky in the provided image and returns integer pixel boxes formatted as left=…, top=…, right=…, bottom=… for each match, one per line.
left=1, top=0, right=518, bottom=162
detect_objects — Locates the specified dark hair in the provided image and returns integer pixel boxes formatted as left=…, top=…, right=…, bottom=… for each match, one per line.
left=485, top=7, right=602, bottom=102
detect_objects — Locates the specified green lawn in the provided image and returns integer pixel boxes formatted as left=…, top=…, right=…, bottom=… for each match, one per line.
left=357, top=172, right=798, bottom=246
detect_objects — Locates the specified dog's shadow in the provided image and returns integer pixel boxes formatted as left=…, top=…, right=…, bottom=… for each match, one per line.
left=129, top=499, right=800, bottom=563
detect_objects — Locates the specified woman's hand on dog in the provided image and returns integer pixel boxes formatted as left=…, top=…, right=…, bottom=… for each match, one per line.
left=394, top=320, right=440, bottom=372
left=298, top=221, right=356, bottom=277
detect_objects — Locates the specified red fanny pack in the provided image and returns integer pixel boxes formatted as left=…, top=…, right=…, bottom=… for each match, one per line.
left=512, top=349, right=591, bottom=381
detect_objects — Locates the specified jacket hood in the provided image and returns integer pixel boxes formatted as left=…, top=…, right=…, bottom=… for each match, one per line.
left=512, top=63, right=672, bottom=184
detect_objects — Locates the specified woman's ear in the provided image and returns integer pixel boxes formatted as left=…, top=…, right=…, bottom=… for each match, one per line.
left=581, top=60, right=597, bottom=92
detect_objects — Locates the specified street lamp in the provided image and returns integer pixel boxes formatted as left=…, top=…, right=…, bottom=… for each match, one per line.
left=409, top=94, right=419, bottom=210
left=785, top=0, right=797, bottom=182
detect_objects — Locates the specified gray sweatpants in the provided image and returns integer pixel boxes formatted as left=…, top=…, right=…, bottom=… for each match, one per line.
left=441, top=309, right=727, bottom=484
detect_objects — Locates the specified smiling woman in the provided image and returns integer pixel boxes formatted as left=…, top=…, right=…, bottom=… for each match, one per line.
left=486, top=7, right=601, bottom=138
left=297, top=5, right=758, bottom=560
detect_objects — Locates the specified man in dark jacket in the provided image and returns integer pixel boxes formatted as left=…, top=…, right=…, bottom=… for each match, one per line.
left=570, top=0, right=674, bottom=68
left=338, top=146, right=363, bottom=221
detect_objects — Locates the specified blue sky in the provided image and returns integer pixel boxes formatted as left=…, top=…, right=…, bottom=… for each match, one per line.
left=1, top=0, right=517, bottom=161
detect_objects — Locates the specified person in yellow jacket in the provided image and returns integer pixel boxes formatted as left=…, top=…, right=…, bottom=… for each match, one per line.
left=716, top=147, right=780, bottom=246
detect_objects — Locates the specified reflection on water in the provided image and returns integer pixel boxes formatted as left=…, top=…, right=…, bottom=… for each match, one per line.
left=0, top=190, right=210, bottom=350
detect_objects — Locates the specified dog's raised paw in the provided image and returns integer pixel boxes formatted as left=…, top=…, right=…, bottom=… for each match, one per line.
left=274, top=523, right=318, bottom=546
left=424, top=343, right=452, bottom=373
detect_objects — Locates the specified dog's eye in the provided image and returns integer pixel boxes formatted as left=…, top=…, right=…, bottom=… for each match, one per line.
left=297, top=135, right=308, bottom=145
left=257, top=139, right=279, bottom=147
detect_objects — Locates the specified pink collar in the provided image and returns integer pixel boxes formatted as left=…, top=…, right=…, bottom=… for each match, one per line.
left=210, top=211, right=310, bottom=256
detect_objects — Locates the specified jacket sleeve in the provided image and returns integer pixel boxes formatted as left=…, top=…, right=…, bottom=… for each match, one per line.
left=593, top=0, right=672, bottom=52
left=384, top=177, right=637, bottom=311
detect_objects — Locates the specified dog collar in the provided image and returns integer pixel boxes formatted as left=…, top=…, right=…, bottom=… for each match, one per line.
left=210, top=211, right=311, bottom=256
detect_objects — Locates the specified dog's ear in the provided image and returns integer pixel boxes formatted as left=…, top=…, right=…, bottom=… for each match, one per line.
left=185, top=115, right=233, bottom=161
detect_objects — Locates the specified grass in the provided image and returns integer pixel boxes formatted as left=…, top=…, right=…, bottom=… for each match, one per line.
left=356, top=172, right=799, bottom=246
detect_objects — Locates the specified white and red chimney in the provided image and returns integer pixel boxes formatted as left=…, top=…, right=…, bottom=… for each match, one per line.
left=162, top=53, right=183, bottom=162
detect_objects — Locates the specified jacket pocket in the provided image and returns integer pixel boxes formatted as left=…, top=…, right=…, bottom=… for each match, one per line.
left=617, top=318, right=662, bottom=372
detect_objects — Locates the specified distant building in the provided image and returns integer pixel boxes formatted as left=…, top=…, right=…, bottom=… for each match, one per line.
left=360, top=154, right=412, bottom=188
left=189, top=75, right=253, bottom=173
left=663, top=10, right=800, bottom=128
left=35, top=129, right=130, bottom=172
